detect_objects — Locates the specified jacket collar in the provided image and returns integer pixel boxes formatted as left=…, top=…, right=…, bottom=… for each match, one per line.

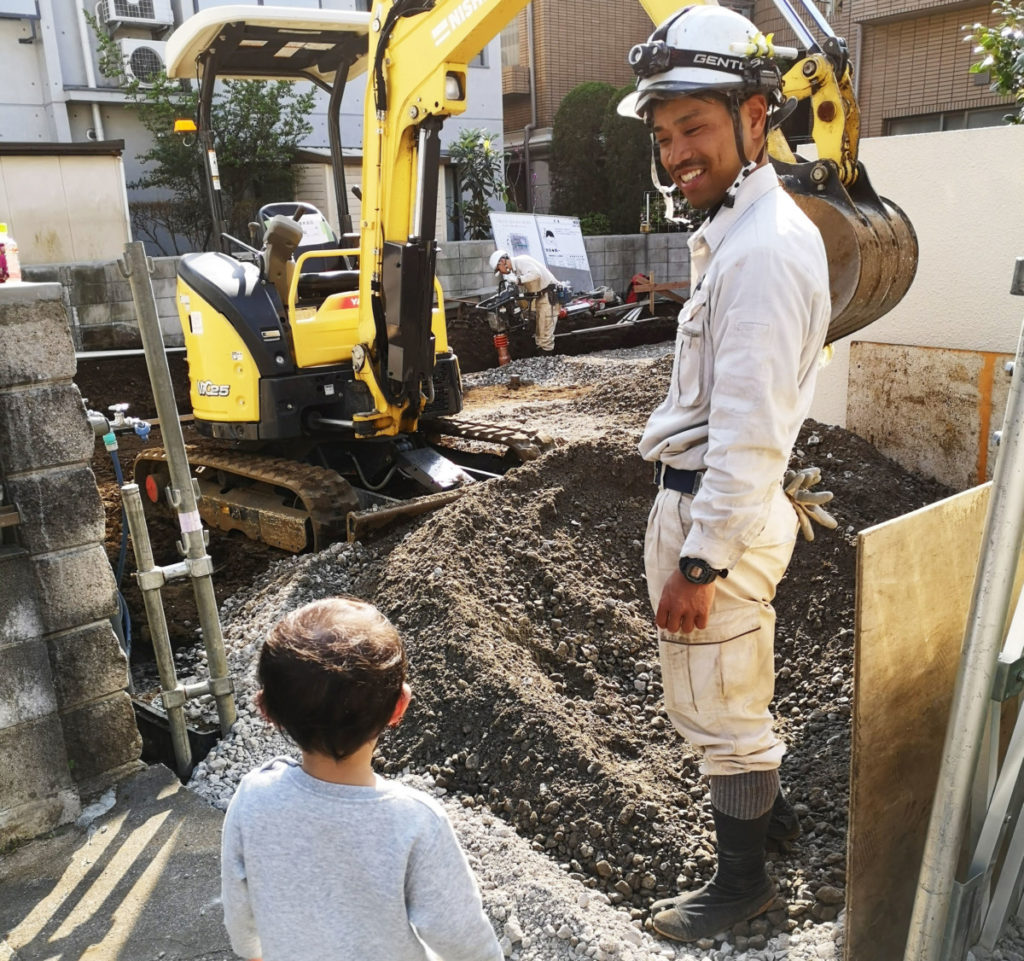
left=689, top=162, right=780, bottom=256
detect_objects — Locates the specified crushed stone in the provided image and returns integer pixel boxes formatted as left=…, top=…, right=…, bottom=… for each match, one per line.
left=180, top=343, right=956, bottom=960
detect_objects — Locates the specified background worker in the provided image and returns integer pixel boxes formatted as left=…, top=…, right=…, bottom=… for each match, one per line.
left=489, top=248, right=559, bottom=353
left=618, top=4, right=831, bottom=944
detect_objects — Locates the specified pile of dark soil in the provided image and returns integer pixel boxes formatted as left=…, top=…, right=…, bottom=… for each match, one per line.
left=76, top=347, right=954, bottom=938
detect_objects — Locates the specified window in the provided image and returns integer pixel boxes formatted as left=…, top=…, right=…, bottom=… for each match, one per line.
left=721, top=0, right=754, bottom=19
left=500, top=20, right=521, bottom=68
left=193, top=0, right=325, bottom=9
left=886, top=106, right=1010, bottom=135
left=0, top=0, right=38, bottom=17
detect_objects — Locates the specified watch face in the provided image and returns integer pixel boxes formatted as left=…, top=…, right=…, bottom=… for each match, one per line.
left=681, top=558, right=713, bottom=584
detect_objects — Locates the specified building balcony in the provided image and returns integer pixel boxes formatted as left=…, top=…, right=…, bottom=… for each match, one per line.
left=502, top=64, right=531, bottom=98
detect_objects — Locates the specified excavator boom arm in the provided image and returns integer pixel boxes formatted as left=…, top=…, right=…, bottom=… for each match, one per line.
left=353, top=0, right=531, bottom=435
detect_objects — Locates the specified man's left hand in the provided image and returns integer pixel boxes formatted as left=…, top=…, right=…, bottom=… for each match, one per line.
left=656, top=571, right=715, bottom=635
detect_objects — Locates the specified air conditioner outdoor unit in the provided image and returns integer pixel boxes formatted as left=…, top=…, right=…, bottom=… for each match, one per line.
left=118, top=39, right=167, bottom=87
left=103, top=0, right=174, bottom=29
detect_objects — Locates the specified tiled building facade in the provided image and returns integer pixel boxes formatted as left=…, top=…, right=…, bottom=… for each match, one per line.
left=752, top=0, right=1013, bottom=136
left=501, top=0, right=1014, bottom=210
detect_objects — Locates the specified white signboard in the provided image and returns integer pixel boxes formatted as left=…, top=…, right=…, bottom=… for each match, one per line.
left=536, top=215, right=591, bottom=275
left=489, top=212, right=594, bottom=293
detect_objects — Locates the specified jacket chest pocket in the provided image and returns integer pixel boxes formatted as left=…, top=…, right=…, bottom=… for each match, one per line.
left=674, top=288, right=710, bottom=407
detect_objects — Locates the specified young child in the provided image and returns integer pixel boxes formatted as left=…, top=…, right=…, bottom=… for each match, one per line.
left=220, top=596, right=502, bottom=961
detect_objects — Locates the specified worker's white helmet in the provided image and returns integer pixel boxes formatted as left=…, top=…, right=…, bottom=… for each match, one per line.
left=489, top=249, right=510, bottom=273
left=618, top=5, right=784, bottom=120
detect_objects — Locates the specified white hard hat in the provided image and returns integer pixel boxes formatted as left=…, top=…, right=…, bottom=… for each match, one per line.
left=618, top=5, right=783, bottom=119
left=489, top=249, right=510, bottom=273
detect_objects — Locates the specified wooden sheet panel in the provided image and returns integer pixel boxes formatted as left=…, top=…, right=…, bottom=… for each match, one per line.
left=848, top=483, right=993, bottom=961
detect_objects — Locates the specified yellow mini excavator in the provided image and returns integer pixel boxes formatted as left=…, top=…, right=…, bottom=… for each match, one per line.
left=138, top=0, right=917, bottom=553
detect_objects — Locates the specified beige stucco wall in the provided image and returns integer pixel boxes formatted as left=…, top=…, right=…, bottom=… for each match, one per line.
left=0, top=154, right=131, bottom=266
left=809, top=124, right=1024, bottom=431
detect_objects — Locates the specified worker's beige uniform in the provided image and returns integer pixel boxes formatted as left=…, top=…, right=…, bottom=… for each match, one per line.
left=509, top=254, right=558, bottom=351
left=639, top=164, right=830, bottom=776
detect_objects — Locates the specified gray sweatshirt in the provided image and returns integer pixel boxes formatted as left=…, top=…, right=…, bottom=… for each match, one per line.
left=221, top=756, right=503, bottom=961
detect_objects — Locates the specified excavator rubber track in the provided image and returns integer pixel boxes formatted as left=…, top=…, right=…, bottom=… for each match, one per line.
left=134, top=446, right=359, bottom=553
left=423, top=418, right=556, bottom=461
left=134, top=422, right=556, bottom=552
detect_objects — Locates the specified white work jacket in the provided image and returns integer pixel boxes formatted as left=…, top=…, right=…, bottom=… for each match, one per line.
left=510, top=254, right=556, bottom=295
left=639, top=163, right=831, bottom=572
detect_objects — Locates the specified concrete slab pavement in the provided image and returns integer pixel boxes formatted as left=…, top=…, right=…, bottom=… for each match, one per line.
left=0, top=764, right=234, bottom=961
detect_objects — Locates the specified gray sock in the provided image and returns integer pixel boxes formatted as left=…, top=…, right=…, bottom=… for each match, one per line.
left=708, top=770, right=780, bottom=819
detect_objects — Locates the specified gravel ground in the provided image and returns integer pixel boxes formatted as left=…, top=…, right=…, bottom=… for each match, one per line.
left=173, top=343, right=961, bottom=961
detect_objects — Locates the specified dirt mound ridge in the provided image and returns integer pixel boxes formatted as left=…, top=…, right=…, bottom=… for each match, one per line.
left=367, top=419, right=953, bottom=929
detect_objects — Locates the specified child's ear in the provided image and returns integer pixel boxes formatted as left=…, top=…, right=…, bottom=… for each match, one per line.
left=255, top=690, right=274, bottom=725
left=388, top=683, right=412, bottom=727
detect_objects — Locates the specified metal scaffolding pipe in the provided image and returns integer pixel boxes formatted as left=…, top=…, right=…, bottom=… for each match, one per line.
left=121, top=482, right=192, bottom=778
left=119, top=241, right=236, bottom=735
left=905, top=296, right=1024, bottom=961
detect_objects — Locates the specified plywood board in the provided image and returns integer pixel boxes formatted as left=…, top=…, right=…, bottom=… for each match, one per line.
left=848, top=342, right=1012, bottom=491
left=848, top=483, right=994, bottom=961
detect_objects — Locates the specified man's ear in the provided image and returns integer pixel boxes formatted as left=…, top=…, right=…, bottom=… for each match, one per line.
left=742, top=93, right=769, bottom=145
left=388, top=683, right=412, bottom=727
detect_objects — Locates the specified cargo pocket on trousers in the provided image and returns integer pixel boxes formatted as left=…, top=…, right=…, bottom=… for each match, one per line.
left=659, top=605, right=763, bottom=716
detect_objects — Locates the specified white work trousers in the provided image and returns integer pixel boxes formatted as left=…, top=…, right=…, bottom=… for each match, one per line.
left=644, top=484, right=797, bottom=775
left=533, top=295, right=557, bottom=351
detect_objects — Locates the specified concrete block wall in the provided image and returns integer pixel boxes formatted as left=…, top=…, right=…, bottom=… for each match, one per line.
left=0, top=282, right=141, bottom=847
left=23, top=257, right=182, bottom=351
left=435, top=232, right=690, bottom=300
left=23, top=235, right=691, bottom=353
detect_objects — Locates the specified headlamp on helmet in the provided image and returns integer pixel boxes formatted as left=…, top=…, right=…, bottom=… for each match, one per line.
left=617, top=6, right=790, bottom=120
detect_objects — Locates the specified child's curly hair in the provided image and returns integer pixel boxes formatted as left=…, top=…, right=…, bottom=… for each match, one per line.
left=257, top=597, right=407, bottom=760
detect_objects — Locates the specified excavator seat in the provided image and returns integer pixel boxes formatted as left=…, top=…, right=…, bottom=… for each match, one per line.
left=296, top=269, right=361, bottom=301
left=258, top=202, right=356, bottom=273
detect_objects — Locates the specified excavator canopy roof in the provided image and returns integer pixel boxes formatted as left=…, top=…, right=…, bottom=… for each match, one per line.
left=165, top=5, right=370, bottom=87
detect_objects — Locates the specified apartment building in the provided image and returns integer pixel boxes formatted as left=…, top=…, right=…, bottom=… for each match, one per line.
left=500, top=0, right=1015, bottom=210
left=0, top=0, right=503, bottom=247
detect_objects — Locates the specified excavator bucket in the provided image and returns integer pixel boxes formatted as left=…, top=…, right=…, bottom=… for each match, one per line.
left=773, top=157, right=918, bottom=345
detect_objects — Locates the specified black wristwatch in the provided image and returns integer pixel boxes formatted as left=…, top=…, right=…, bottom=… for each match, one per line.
left=678, top=556, right=728, bottom=585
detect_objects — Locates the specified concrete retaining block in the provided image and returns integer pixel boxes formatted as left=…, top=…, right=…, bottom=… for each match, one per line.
left=32, top=545, right=118, bottom=635
left=0, top=556, right=45, bottom=645
left=5, top=467, right=106, bottom=553
left=0, top=290, right=76, bottom=390
left=61, top=693, right=142, bottom=787
left=0, top=384, right=93, bottom=473
left=0, top=715, right=78, bottom=842
left=46, top=622, right=130, bottom=712
left=0, top=640, right=57, bottom=728
left=79, top=322, right=141, bottom=351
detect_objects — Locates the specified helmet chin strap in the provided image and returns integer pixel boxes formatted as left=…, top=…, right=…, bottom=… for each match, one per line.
left=721, top=91, right=763, bottom=209
left=645, top=90, right=772, bottom=221
left=648, top=147, right=699, bottom=229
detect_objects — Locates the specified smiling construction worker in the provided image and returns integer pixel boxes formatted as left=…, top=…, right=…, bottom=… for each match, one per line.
left=618, top=4, right=832, bottom=943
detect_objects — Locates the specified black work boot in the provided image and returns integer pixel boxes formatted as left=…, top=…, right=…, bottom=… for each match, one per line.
left=767, top=790, right=801, bottom=843
left=651, top=807, right=777, bottom=943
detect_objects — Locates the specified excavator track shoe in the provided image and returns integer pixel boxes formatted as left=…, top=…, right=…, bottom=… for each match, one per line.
left=134, top=446, right=359, bottom=554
